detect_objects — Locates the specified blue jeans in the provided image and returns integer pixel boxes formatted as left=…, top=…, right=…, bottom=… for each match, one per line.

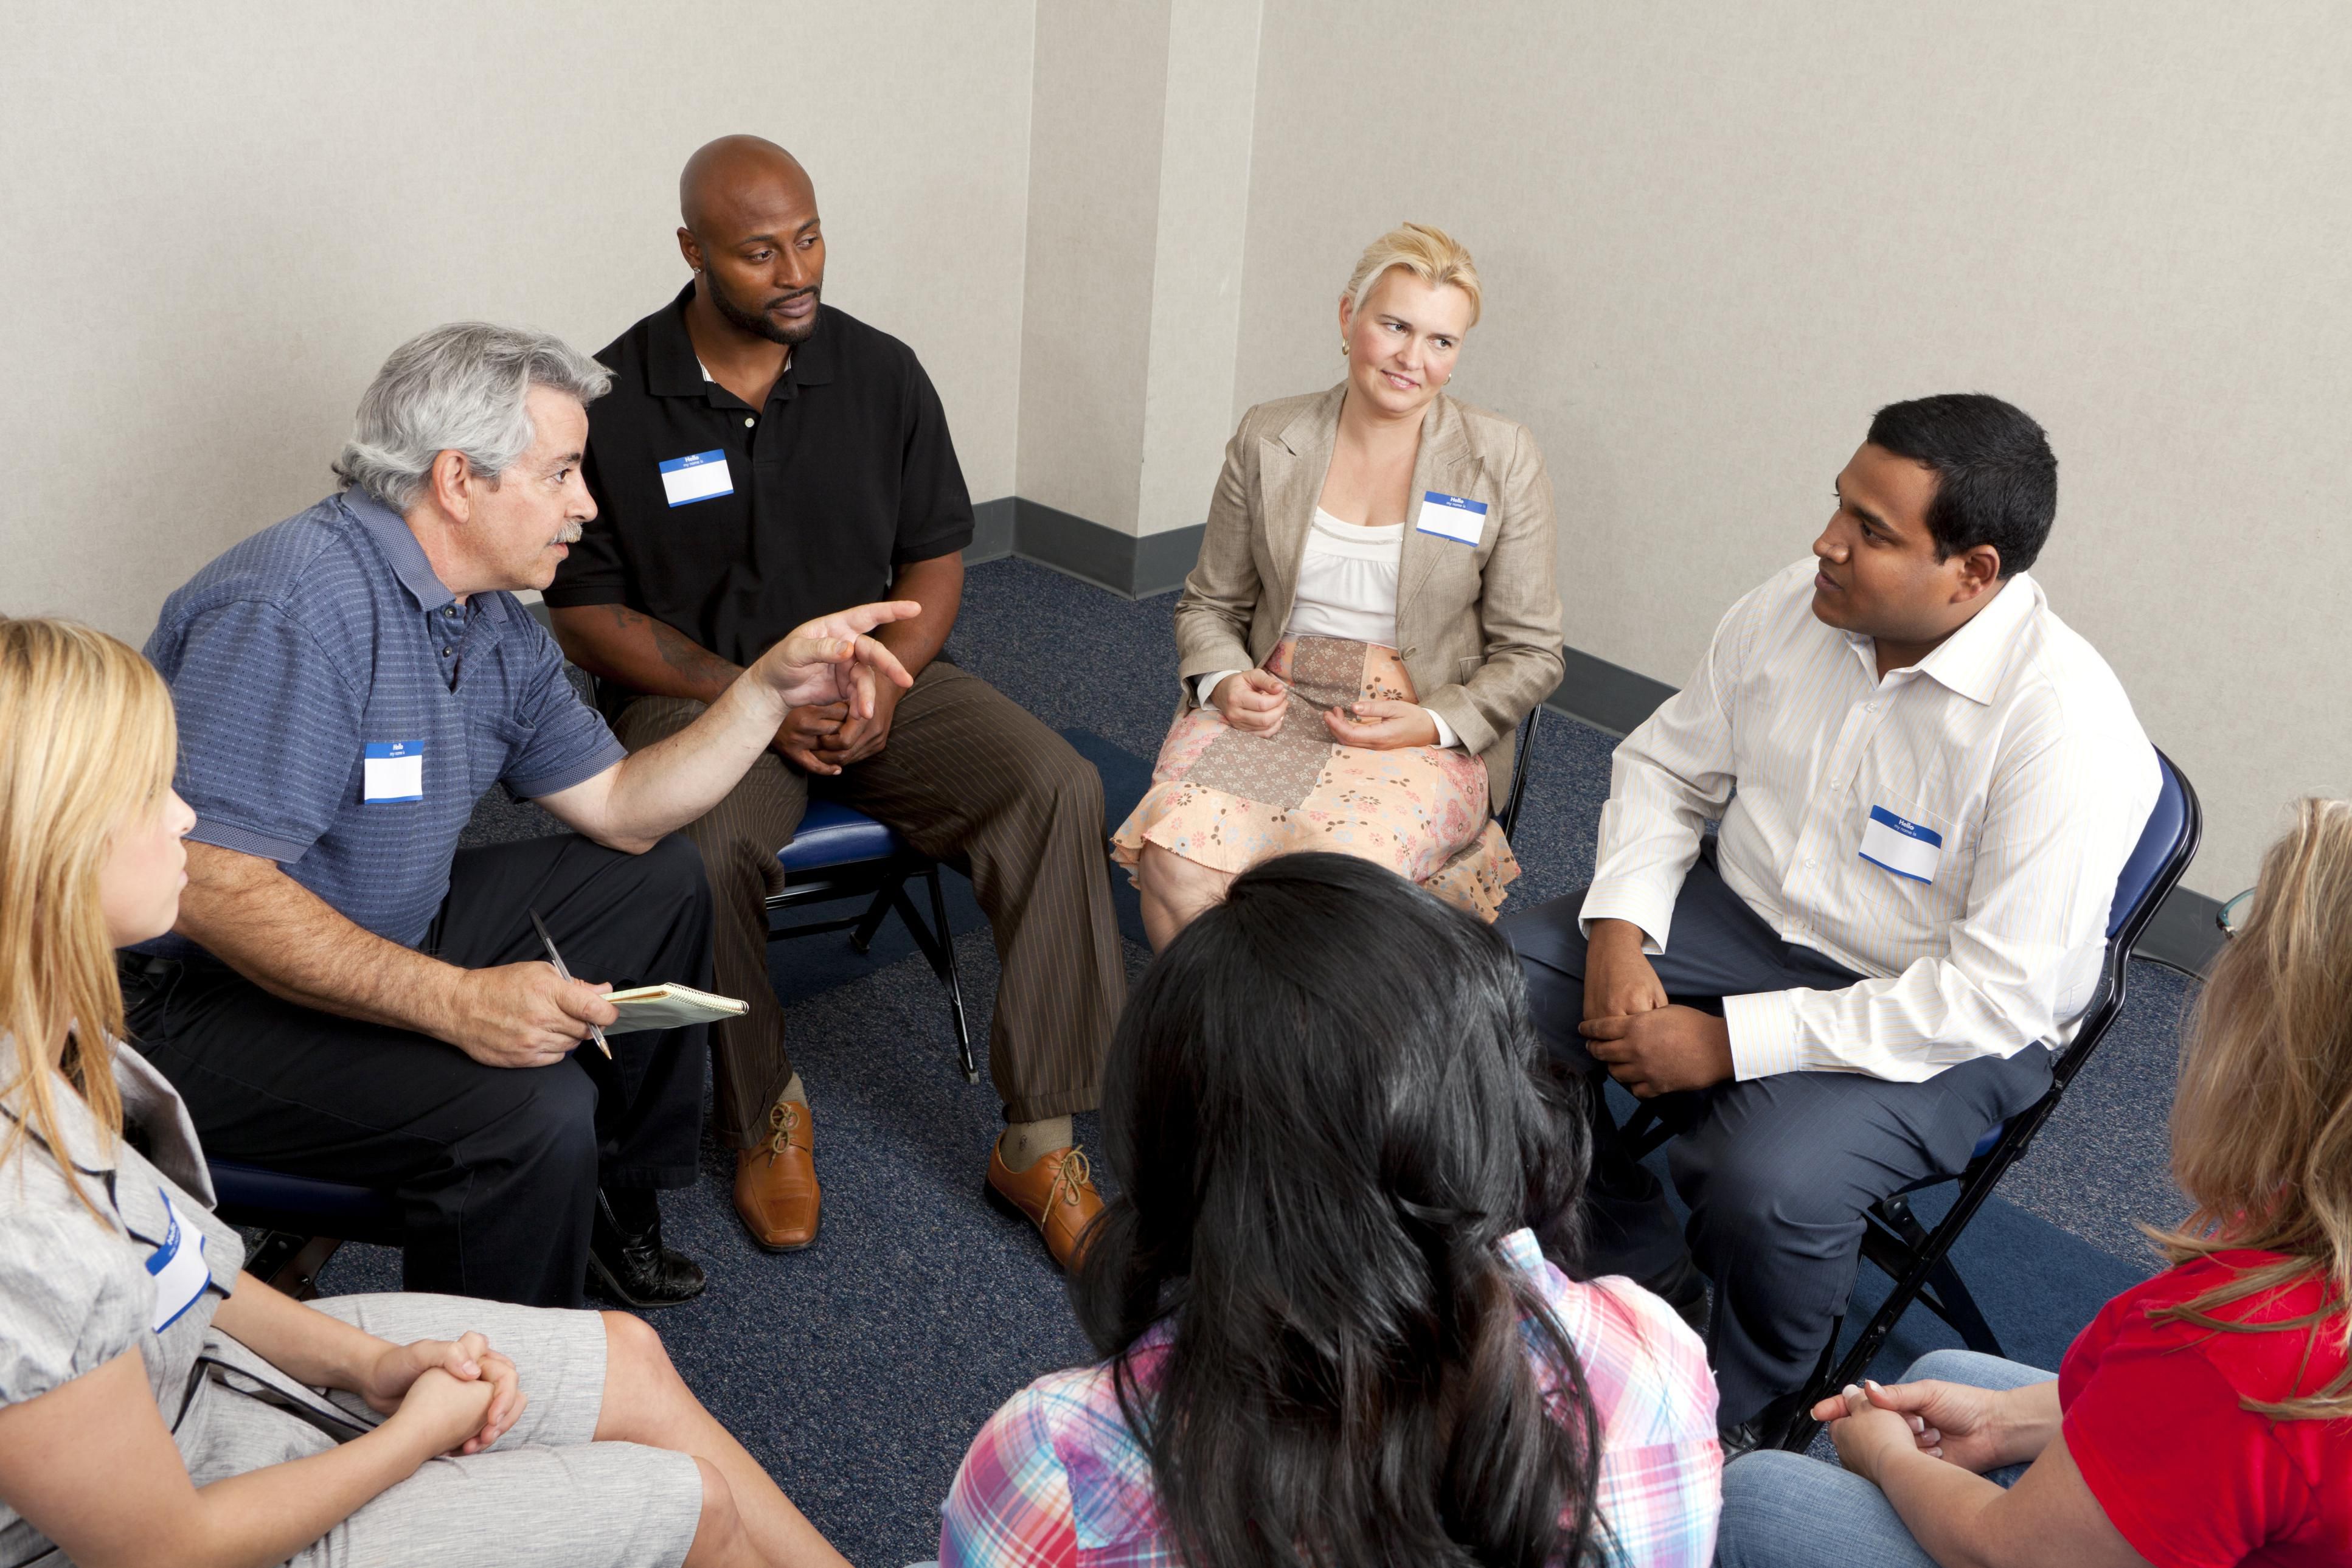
left=1714, top=1350, right=2053, bottom=1568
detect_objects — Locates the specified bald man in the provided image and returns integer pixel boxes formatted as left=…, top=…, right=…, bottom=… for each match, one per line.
left=546, top=137, right=1123, bottom=1269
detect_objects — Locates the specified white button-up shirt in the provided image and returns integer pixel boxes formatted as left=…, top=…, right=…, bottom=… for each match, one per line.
left=1580, top=560, right=2159, bottom=1083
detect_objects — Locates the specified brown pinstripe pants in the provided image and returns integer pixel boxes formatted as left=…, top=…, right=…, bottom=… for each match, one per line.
left=612, top=661, right=1126, bottom=1147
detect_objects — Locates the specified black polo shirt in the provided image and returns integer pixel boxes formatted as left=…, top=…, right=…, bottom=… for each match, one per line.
left=546, top=284, right=974, bottom=667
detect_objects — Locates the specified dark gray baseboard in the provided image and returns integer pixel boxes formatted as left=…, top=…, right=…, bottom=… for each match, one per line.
left=965, top=496, right=1016, bottom=564
left=2133, top=884, right=2224, bottom=977
left=963, top=495, right=1204, bottom=598
left=1542, top=645, right=1677, bottom=738
left=1538, top=644, right=2222, bottom=978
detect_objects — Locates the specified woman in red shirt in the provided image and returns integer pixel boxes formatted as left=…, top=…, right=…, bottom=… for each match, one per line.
left=1718, top=794, right=2352, bottom=1568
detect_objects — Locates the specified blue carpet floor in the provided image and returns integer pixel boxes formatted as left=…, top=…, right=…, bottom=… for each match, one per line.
left=318, top=557, right=2198, bottom=1565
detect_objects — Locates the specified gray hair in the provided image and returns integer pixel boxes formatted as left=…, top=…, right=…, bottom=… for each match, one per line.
left=332, top=322, right=612, bottom=511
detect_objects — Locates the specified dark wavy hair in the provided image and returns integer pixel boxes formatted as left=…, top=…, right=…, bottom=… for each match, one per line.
left=1073, top=853, right=1606, bottom=1567
left=1865, top=392, right=2058, bottom=575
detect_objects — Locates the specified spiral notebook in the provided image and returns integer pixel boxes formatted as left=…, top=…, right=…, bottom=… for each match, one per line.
left=603, top=982, right=749, bottom=1035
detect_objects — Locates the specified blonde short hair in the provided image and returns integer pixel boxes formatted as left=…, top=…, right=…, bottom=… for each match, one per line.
left=1344, top=222, right=1483, bottom=329
left=2151, top=796, right=2352, bottom=1418
left=0, top=619, right=179, bottom=1210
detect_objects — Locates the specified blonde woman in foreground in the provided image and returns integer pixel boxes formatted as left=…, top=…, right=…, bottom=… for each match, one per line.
left=0, top=619, right=848, bottom=1568
left=1114, top=221, right=1565, bottom=947
left=1717, top=796, right=2352, bottom=1566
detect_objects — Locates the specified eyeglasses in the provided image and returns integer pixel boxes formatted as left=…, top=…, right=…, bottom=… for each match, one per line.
left=2217, top=888, right=2254, bottom=938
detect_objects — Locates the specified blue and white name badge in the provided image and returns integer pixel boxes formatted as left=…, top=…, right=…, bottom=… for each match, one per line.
left=363, top=740, right=424, bottom=803
left=659, top=449, right=735, bottom=508
left=1859, top=805, right=1943, bottom=884
left=146, top=1186, right=210, bottom=1333
left=1414, top=490, right=1488, bottom=546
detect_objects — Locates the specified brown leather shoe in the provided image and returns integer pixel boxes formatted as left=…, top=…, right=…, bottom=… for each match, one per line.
left=985, top=1140, right=1103, bottom=1269
left=734, top=1098, right=820, bottom=1251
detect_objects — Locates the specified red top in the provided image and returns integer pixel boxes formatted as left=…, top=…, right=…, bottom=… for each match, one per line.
left=2060, top=1249, right=2350, bottom=1566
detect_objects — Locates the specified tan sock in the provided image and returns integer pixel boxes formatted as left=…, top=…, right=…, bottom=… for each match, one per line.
left=998, top=1115, right=1073, bottom=1172
left=778, top=1073, right=808, bottom=1106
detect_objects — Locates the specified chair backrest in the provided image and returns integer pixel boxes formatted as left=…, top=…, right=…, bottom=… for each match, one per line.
left=2108, top=748, right=2199, bottom=941
left=2052, top=746, right=2202, bottom=1089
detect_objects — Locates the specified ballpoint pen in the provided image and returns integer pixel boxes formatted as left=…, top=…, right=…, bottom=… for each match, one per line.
left=529, top=907, right=612, bottom=1058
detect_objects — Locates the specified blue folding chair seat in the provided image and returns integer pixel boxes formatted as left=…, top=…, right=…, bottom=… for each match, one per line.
left=1777, top=746, right=2202, bottom=1449
left=209, top=1159, right=403, bottom=1300
left=766, top=797, right=976, bottom=1083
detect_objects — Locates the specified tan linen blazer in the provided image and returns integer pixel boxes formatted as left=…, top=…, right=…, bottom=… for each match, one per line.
left=1173, top=385, right=1566, bottom=801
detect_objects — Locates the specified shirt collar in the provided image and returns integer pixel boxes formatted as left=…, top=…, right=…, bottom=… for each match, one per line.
left=1496, top=1226, right=1547, bottom=1275
left=340, top=487, right=456, bottom=612
left=647, top=281, right=834, bottom=401
left=0, top=1038, right=215, bottom=1203
left=1907, top=571, right=2042, bottom=706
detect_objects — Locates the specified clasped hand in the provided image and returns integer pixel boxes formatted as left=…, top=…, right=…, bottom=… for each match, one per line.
left=763, top=600, right=921, bottom=774
left=1575, top=921, right=1733, bottom=1097
left=362, top=1332, right=526, bottom=1457
left=1816, top=1376, right=2009, bottom=1481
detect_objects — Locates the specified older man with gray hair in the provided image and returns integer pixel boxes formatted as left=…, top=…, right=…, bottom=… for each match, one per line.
left=123, top=322, right=917, bottom=1309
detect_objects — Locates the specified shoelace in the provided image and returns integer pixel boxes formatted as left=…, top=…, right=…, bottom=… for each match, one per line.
left=1046, top=1145, right=1094, bottom=1210
left=762, top=1099, right=803, bottom=1162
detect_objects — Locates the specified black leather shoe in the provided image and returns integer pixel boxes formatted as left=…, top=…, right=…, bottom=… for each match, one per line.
left=586, top=1190, right=707, bottom=1309
left=1718, top=1390, right=1809, bottom=1460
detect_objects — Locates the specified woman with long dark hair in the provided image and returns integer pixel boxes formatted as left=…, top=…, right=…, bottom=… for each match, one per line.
left=938, top=853, right=1721, bottom=1566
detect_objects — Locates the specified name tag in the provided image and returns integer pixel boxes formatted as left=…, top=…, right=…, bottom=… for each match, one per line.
left=145, top=1186, right=211, bottom=1333
left=1414, top=490, right=1488, bottom=546
left=363, top=740, right=424, bottom=803
left=1860, top=805, right=1943, bottom=884
left=659, top=449, right=735, bottom=507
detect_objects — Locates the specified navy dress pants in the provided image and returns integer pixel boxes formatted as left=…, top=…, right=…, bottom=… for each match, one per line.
left=1500, top=846, right=2053, bottom=1429
left=123, top=832, right=712, bottom=1308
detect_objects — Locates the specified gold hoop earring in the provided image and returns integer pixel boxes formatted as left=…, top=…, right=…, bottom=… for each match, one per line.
left=1340, top=343, right=1349, bottom=356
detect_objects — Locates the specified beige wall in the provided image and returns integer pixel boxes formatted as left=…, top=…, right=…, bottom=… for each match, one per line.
left=1230, top=1, right=2352, bottom=898
left=1016, top=0, right=1264, bottom=535
left=0, top=1, right=1035, bottom=645
left=5, top=2, right=2343, bottom=897
left=1015, top=0, right=1172, bottom=529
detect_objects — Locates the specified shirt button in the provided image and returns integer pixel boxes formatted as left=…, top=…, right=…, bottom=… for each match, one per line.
left=441, top=648, right=453, bottom=657
left=743, top=416, right=755, bottom=428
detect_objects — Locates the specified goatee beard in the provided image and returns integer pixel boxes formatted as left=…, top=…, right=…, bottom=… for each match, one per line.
left=712, top=280, right=819, bottom=347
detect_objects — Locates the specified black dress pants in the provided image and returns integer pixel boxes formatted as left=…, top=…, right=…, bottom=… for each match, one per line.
left=123, top=833, right=711, bottom=1308
left=1500, top=846, right=2053, bottom=1428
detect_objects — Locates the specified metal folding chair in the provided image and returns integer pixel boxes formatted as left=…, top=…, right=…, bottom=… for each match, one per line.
left=763, top=798, right=976, bottom=1083
left=1774, top=746, right=2202, bottom=1449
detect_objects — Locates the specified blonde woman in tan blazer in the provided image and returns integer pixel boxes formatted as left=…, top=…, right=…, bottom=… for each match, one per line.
left=1113, top=223, right=1566, bottom=948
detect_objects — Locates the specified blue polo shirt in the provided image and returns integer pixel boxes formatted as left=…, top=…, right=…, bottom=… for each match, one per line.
left=140, top=489, right=627, bottom=956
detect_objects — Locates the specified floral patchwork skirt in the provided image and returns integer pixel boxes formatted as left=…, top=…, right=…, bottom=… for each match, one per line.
left=1110, top=634, right=1519, bottom=921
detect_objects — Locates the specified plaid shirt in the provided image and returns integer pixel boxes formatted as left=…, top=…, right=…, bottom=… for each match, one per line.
left=940, top=1229, right=1721, bottom=1566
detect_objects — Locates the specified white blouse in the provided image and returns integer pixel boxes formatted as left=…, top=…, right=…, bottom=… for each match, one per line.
left=1194, top=508, right=1459, bottom=748
left=1286, top=509, right=1404, bottom=645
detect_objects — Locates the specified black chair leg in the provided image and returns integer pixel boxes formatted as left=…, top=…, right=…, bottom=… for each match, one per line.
left=1777, top=1317, right=1847, bottom=1452
left=1920, top=1253, right=2004, bottom=1357
left=246, top=1231, right=344, bottom=1301
left=925, top=866, right=979, bottom=1084
left=848, top=876, right=902, bottom=954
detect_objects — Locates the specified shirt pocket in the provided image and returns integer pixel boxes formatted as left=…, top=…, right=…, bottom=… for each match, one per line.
left=1855, top=795, right=1974, bottom=931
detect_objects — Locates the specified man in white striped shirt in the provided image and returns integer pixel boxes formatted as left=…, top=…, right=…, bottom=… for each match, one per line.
left=1505, top=394, right=2160, bottom=1448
